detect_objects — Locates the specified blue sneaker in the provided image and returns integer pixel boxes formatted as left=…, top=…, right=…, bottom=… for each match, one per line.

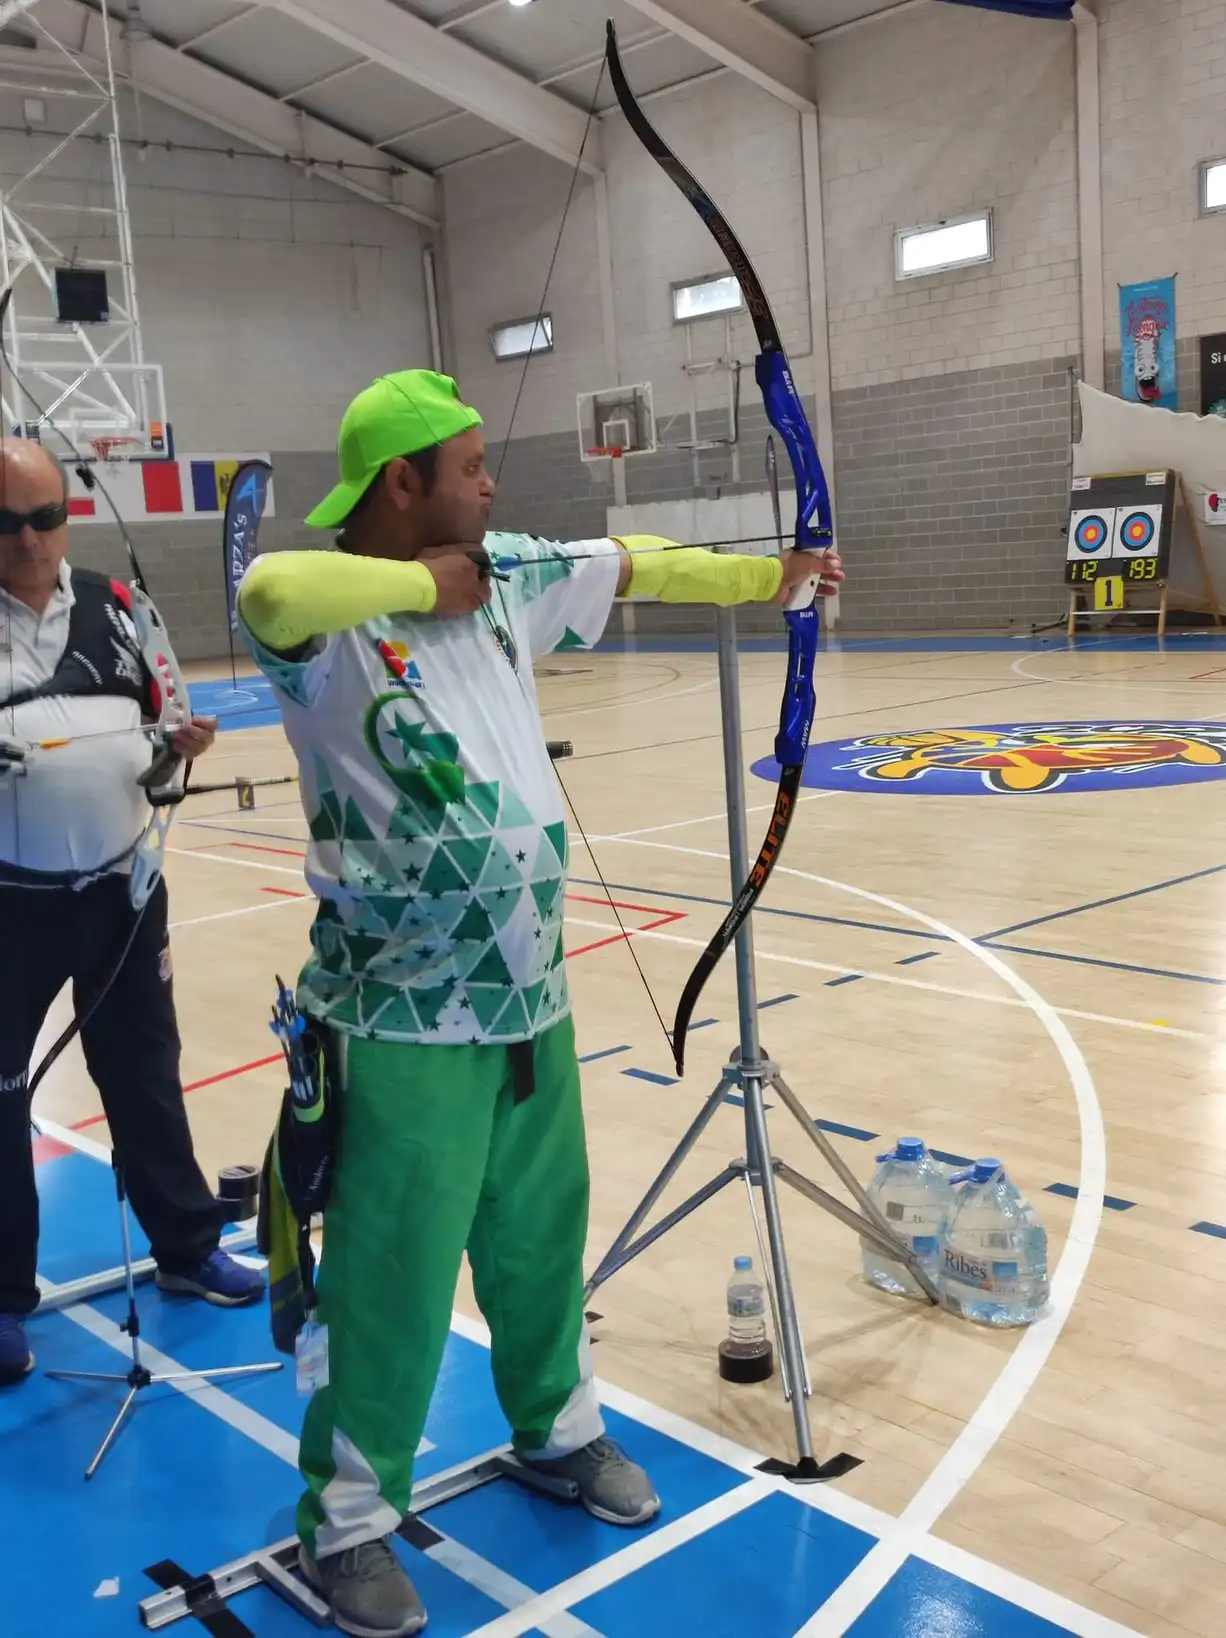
left=156, top=1249, right=266, bottom=1307
left=0, top=1314, right=34, bottom=1385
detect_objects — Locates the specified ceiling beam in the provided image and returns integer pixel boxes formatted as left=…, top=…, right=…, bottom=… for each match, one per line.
left=31, top=0, right=439, bottom=225
left=261, top=0, right=602, bottom=175
left=618, top=0, right=816, bottom=111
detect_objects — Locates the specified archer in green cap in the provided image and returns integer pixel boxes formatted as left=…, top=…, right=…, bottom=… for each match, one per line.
left=304, top=368, right=485, bottom=533
left=235, top=367, right=842, bottom=1638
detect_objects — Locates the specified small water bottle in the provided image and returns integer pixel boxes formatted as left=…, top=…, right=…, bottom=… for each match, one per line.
left=940, top=1158, right=1049, bottom=1327
left=861, top=1137, right=949, bottom=1297
left=717, top=1255, right=774, bottom=1383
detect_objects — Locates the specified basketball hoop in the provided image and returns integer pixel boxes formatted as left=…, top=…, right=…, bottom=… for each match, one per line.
left=584, top=446, right=624, bottom=460
left=89, top=435, right=140, bottom=463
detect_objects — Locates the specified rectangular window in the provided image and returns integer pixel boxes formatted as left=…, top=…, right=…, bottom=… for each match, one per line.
left=1201, top=159, right=1226, bottom=215
left=489, top=314, right=553, bottom=361
left=894, top=212, right=993, bottom=280
left=671, top=273, right=743, bottom=324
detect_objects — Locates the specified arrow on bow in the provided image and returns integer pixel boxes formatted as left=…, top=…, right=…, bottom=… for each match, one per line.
left=605, top=21, right=835, bottom=1075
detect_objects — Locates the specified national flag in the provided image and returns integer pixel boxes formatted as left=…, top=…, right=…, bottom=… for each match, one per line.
left=191, top=459, right=240, bottom=513
left=142, top=460, right=183, bottom=514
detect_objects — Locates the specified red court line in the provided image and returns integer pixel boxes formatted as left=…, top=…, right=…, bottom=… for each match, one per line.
left=70, top=1051, right=284, bottom=1130
left=566, top=891, right=670, bottom=919
left=566, top=910, right=686, bottom=961
left=32, top=1134, right=74, bottom=1165
left=232, top=841, right=307, bottom=859
left=262, top=886, right=305, bottom=897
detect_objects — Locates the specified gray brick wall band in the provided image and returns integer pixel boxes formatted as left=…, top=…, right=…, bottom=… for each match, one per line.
left=67, top=356, right=1088, bottom=659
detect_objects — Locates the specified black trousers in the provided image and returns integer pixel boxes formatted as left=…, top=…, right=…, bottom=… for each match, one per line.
left=0, top=874, right=221, bottom=1315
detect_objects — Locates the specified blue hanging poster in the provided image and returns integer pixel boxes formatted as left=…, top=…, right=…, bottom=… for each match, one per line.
left=1119, top=277, right=1177, bottom=410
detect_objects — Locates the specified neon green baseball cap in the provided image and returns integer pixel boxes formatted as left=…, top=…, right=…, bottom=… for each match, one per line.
left=305, top=369, right=483, bottom=528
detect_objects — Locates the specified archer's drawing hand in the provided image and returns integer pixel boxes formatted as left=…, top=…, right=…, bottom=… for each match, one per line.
left=172, top=716, right=218, bottom=758
left=776, top=548, right=844, bottom=603
left=418, top=546, right=493, bottom=616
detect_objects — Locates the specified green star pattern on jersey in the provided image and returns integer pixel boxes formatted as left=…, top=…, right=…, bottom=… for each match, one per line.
left=298, top=691, right=571, bottom=1043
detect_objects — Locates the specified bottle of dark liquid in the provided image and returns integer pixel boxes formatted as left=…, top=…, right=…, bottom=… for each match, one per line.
left=717, top=1255, right=774, bottom=1383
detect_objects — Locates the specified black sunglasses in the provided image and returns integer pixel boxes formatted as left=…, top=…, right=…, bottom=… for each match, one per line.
left=0, top=502, right=69, bottom=535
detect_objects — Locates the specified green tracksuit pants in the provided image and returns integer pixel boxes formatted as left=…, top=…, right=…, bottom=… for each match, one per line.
left=297, top=1013, right=603, bottom=1558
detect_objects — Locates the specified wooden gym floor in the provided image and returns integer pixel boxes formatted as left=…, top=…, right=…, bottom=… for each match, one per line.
left=20, top=628, right=1226, bottom=1638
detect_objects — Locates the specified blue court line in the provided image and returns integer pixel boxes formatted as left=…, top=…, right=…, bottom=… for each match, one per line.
left=1046, top=1183, right=1135, bottom=1211
left=986, top=941, right=1223, bottom=986
left=723, top=1093, right=772, bottom=1109
left=896, top=951, right=939, bottom=966
left=621, top=1067, right=678, bottom=1086
left=759, top=993, right=800, bottom=1008
left=572, top=874, right=1219, bottom=988
left=580, top=1045, right=632, bottom=1063
left=568, top=878, right=927, bottom=944
left=929, top=1148, right=974, bottom=1167
left=982, top=861, right=1226, bottom=941
left=691, top=1017, right=719, bottom=1030
left=826, top=974, right=865, bottom=987
left=1191, top=1221, right=1226, bottom=1239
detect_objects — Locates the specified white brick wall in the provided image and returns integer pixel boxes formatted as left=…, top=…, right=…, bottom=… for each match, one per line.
left=442, top=73, right=808, bottom=443
left=1099, top=0, right=1226, bottom=339
left=0, top=91, right=429, bottom=451
left=817, top=4, right=1079, bottom=391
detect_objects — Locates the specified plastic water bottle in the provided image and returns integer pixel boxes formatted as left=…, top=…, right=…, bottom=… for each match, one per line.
left=717, top=1256, right=773, bottom=1383
left=940, top=1158, right=1049, bottom=1327
left=861, top=1137, right=949, bottom=1297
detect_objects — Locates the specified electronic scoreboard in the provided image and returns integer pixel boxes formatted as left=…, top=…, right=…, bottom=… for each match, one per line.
left=1064, top=470, right=1175, bottom=587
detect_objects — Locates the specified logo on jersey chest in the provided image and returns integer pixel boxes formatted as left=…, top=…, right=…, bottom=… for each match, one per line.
left=376, top=639, right=424, bottom=691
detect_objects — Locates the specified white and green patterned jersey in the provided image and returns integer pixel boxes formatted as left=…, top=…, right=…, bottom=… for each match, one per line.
left=244, top=533, right=621, bottom=1044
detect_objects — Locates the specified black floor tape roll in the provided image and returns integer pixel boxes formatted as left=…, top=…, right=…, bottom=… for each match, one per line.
left=216, top=1163, right=260, bottom=1223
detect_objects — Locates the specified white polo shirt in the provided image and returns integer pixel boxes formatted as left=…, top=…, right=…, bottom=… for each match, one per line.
left=0, top=563, right=152, bottom=876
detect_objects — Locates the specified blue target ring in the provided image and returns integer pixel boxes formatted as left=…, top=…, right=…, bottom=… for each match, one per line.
left=1119, top=511, right=1156, bottom=552
left=1074, top=514, right=1108, bottom=553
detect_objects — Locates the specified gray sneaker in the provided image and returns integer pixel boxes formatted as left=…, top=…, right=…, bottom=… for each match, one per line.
left=526, top=1436, right=660, bottom=1526
left=298, top=1537, right=426, bottom=1637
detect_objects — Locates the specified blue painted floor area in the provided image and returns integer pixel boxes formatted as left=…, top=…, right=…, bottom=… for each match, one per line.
left=846, top=1558, right=1083, bottom=1637
left=570, top=1491, right=874, bottom=1637
left=192, top=672, right=281, bottom=731
left=11, top=1150, right=1125, bottom=1635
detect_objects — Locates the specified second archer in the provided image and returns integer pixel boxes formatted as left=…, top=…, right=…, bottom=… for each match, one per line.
left=236, top=368, right=842, bottom=1638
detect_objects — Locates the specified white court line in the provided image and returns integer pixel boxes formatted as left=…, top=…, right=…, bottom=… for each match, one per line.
left=578, top=790, right=837, bottom=844
left=562, top=912, right=1209, bottom=1042
left=544, top=677, right=717, bottom=721
left=167, top=845, right=303, bottom=876
left=170, top=896, right=306, bottom=930
left=447, top=1321, right=1143, bottom=1638
left=461, top=1481, right=769, bottom=1638
left=1008, top=649, right=1226, bottom=692
left=577, top=837, right=1107, bottom=1635
left=34, top=1114, right=113, bottom=1163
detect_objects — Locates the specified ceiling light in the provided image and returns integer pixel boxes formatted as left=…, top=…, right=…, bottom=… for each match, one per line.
left=22, top=97, right=45, bottom=124
left=508, top=1, right=535, bottom=8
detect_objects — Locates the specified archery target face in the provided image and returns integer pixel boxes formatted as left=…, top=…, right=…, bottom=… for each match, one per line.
left=1113, top=504, right=1162, bottom=557
left=1067, top=509, right=1114, bottom=560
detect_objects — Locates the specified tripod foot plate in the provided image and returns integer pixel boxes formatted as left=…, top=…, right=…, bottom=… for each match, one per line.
left=757, top=1452, right=863, bottom=1485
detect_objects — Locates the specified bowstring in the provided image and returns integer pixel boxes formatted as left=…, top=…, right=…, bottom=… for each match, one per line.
left=493, top=60, right=605, bottom=490
left=487, top=53, right=676, bottom=1060
left=551, top=755, right=673, bottom=1057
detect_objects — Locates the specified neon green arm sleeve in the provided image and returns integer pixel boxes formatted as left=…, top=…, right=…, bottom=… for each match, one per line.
left=237, top=550, right=437, bottom=650
left=614, top=534, right=783, bottom=606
